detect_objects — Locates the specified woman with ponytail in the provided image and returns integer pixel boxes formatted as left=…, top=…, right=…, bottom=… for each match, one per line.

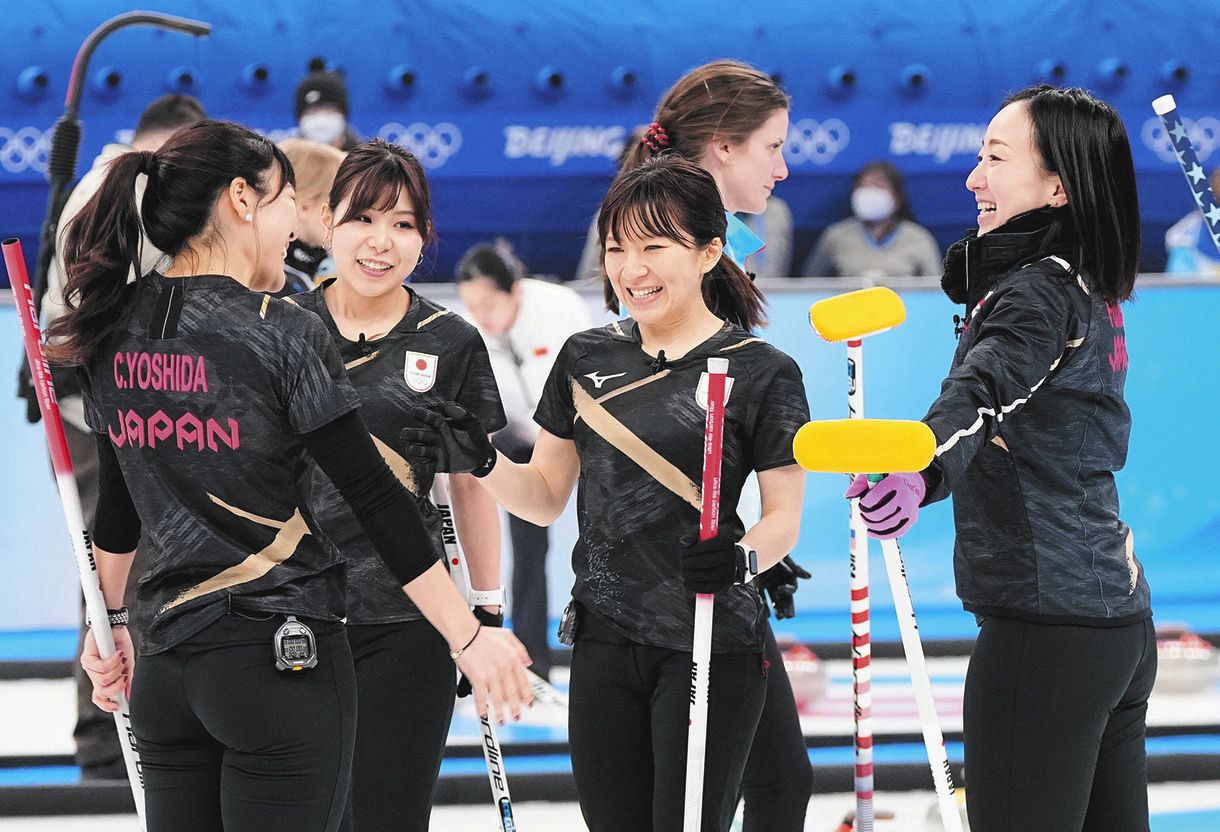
left=58, top=120, right=532, bottom=832
left=404, top=154, right=809, bottom=831
left=628, top=60, right=816, bottom=830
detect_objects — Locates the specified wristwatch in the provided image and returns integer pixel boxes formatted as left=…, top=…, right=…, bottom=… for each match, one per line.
left=734, top=543, right=759, bottom=584
left=468, top=586, right=505, bottom=608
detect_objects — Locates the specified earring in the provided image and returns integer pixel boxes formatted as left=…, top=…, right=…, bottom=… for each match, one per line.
left=245, top=213, right=253, bottom=222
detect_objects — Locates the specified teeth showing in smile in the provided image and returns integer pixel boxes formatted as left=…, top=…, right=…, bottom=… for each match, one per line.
left=629, top=286, right=661, bottom=298
left=358, top=258, right=392, bottom=273
left=977, top=202, right=997, bottom=215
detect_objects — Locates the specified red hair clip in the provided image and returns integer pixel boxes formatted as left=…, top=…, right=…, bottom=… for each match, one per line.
left=641, top=121, right=670, bottom=154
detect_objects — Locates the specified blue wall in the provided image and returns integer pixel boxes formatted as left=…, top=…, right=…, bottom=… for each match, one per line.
left=1, top=0, right=1219, bottom=282
left=3, top=280, right=1218, bottom=636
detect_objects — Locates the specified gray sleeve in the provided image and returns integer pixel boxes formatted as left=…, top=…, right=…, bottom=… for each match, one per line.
left=800, top=227, right=838, bottom=278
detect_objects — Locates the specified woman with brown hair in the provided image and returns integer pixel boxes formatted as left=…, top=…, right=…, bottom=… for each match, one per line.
left=293, top=140, right=510, bottom=831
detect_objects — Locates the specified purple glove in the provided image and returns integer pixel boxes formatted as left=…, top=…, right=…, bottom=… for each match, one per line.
left=844, top=472, right=926, bottom=540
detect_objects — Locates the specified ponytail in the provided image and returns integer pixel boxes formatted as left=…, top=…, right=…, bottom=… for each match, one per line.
left=48, top=120, right=293, bottom=366
left=47, top=151, right=150, bottom=366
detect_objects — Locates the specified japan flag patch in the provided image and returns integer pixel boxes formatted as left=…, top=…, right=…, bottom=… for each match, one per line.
left=405, top=352, right=438, bottom=392
left=695, top=373, right=735, bottom=410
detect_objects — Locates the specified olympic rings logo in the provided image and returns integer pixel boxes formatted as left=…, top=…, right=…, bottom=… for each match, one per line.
left=379, top=122, right=463, bottom=169
left=1143, top=115, right=1220, bottom=164
left=0, top=126, right=51, bottom=174
left=784, top=118, right=850, bottom=166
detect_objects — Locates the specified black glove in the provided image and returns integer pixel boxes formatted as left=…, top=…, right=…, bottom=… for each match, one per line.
left=402, top=402, right=496, bottom=477
left=456, top=605, right=504, bottom=698
left=17, top=362, right=40, bottom=424
left=754, top=555, right=811, bottom=620
left=680, top=532, right=748, bottom=594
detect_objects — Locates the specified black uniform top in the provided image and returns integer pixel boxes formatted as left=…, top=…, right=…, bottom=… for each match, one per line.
left=534, top=318, right=809, bottom=653
left=294, top=282, right=506, bottom=624
left=80, top=272, right=362, bottom=654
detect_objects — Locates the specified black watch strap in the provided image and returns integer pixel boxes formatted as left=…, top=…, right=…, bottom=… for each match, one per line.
left=87, top=606, right=129, bottom=628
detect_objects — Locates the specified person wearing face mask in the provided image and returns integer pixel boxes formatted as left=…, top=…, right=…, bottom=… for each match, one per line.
left=294, top=69, right=362, bottom=152
left=61, top=122, right=532, bottom=831
left=277, top=138, right=345, bottom=294
left=848, top=86, right=1153, bottom=832
left=800, top=160, right=942, bottom=279
left=293, top=140, right=524, bottom=832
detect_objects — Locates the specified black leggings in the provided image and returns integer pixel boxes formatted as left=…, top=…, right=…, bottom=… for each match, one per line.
left=739, top=623, right=815, bottom=830
left=963, top=615, right=1157, bottom=832
left=568, top=623, right=767, bottom=832
left=343, top=620, right=457, bottom=832
left=131, top=612, right=355, bottom=832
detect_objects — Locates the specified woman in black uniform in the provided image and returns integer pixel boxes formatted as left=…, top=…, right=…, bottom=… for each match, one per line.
left=61, top=120, right=531, bottom=832
left=621, top=59, right=816, bottom=830
left=294, top=140, right=508, bottom=832
left=851, top=86, right=1154, bottom=831
left=408, top=154, right=809, bottom=832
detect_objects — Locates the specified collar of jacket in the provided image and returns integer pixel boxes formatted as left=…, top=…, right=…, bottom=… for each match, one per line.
left=941, top=207, right=1075, bottom=306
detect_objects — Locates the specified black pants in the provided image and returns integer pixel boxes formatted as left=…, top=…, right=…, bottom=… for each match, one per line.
left=343, top=620, right=457, bottom=832
left=964, top=615, right=1157, bottom=832
left=568, top=621, right=767, bottom=832
left=509, top=513, right=552, bottom=677
left=131, top=612, right=355, bottom=832
left=739, top=623, right=815, bottom=830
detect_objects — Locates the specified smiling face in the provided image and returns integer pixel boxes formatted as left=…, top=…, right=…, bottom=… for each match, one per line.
left=327, top=188, right=424, bottom=301
left=603, top=225, right=722, bottom=327
left=967, top=101, right=1066, bottom=235
left=249, top=168, right=296, bottom=292
left=705, top=107, right=790, bottom=214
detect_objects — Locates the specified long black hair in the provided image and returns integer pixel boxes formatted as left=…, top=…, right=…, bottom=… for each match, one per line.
left=50, top=120, right=294, bottom=365
left=597, top=154, right=766, bottom=329
left=1003, top=85, right=1141, bottom=302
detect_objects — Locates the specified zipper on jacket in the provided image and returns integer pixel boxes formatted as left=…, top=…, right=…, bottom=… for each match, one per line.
left=954, top=239, right=970, bottom=340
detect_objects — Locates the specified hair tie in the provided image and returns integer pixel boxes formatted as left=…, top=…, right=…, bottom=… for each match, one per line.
left=641, top=121, right=670, bottom=155
left=137, top=151, right=156, bottom=176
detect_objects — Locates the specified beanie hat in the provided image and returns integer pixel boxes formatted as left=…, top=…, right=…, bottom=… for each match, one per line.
left=295, top=71, right=349, bottom=120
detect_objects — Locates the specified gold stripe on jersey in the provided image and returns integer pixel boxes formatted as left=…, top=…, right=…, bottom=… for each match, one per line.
left=259, top=295, right=271, bottom=319
left=416, top=309, right=451, bottom=330
left=572, top=381, right=700, bottom=510
left=282, top=296, right=299, bottom=307
left=344, top=351, right=381, bottom=371
left=573, top=369, right=671, bottom=425
left=719, top=337, right=763, bottom=352
left=159, top=498, right=311, bottom=612
left=372, top=434, right=421, bottom=495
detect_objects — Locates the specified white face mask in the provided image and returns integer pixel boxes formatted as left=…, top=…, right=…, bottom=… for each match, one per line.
left=299, top=111, right=346, bottom=144
left=851, top=186, right=896, bottom=223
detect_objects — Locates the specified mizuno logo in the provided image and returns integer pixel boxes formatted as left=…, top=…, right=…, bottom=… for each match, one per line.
left=584, top=370, right=626, bottom=389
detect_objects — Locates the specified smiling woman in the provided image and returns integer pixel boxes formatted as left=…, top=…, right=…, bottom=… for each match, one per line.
left=291, top=139, right=519, bottom=832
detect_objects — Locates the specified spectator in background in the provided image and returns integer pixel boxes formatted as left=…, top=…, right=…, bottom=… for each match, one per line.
left=277, top=138, right=345, bottom=293
left=295, top=69, right=362, bottom=151
left=455, top=241, right=594, bottom=680
left=800, top=160, right=942, bottom=278
left=42, top=92, right=206, bottom=781
left=1164, top=167, right=1220, bottom=274
left=737, top=196, right=794, bottom=279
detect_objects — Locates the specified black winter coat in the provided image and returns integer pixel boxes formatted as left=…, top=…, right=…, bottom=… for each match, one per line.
left=923, top=208, right=1151, bottom=625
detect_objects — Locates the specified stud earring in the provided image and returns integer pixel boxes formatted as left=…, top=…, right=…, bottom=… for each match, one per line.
left=245, top=213, right=253, bottom=222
